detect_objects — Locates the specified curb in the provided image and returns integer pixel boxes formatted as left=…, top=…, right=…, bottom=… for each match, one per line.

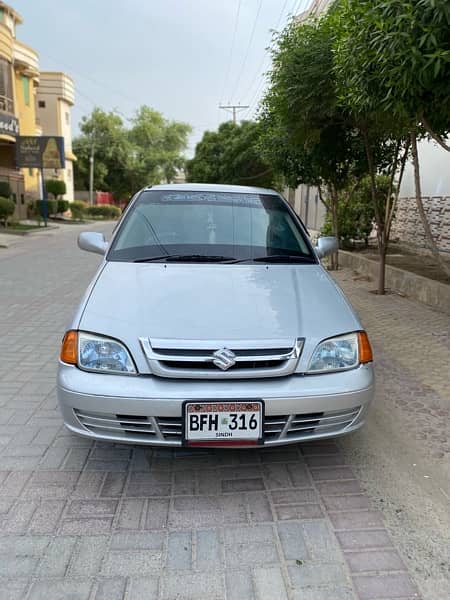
left=339, top=250, right=450, bottom=315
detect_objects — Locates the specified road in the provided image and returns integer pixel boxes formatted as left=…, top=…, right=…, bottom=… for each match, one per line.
left=0, top=223, right=448, bottom=600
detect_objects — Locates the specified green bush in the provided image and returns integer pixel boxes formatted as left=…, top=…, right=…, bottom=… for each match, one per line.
left=45, top=179, right=66, bottom=199
left=0, top=196, right=15, bottom=225
left=0, top=182, right=12, bottom=198
left=86, top=204, right=121, bottom=219
left=34, top=199, right=57, bottom=218
left=57, top=199, right=69, bottom=213
left=70, top=200, right=88, bottom=220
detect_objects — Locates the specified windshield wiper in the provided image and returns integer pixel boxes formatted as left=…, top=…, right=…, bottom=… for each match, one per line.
left=250, top=254, right=315, bottom=263
left=134, top=254, right=239, bottom=263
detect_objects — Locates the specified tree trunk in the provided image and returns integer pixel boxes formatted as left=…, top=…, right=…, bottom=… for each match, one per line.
left=410, top=130, right=450, bottom=277
left=420, top=110, right=450, bottom=152
left=361, top=125, right=387, bottom=293
left=378, top=239, right=387, bottom=295
left=329, top=185, right=339, bottom=270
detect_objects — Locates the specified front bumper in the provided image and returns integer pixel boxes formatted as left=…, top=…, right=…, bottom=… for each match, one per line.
left=57, top=362, right=374, bottom=447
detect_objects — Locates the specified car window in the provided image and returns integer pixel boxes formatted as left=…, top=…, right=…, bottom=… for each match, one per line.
left=108, top=190, right=313, bottom=262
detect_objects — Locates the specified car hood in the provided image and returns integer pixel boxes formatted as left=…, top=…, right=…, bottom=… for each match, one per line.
left=78, top=262, right=361, bottom=372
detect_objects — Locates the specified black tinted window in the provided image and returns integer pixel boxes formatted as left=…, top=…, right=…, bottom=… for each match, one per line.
left=108, top=190, right=313, bottom=262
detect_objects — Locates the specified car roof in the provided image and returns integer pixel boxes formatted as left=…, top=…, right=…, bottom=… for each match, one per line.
left=145, top=183, right=279, bottom=196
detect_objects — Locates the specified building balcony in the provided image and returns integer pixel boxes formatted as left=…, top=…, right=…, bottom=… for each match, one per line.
left=39, top=71, right=75, bottom=106
left=13, top=40, right=39, bottom=78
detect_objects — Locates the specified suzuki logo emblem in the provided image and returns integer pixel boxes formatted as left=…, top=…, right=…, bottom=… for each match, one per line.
left=212, top=348, right=236, bottom=370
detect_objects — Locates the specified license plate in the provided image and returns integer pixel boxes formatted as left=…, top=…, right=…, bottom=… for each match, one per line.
left=183, top=401, right=264, bottom=445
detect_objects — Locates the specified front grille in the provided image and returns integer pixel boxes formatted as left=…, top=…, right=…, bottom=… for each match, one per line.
left=74, top=406, right=360, bottom=445
left=139, top=337, right=304, bottom=379
left=159, top=359, right=285, bottom=371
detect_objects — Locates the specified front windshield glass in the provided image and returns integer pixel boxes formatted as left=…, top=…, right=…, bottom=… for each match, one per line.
left=108, top=190, right=314, bottom=262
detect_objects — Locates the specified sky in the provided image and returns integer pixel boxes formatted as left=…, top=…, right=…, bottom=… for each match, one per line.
left=13, top=0, right=312, bottom=156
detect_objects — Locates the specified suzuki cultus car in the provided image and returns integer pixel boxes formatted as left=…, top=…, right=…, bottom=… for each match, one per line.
left=58, top=184, right=374, bottom=448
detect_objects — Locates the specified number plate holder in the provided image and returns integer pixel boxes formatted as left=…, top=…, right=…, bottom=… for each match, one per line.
left=182, top=400, right=265, bottom=447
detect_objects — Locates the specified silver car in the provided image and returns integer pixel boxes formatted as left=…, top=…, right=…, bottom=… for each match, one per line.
left=58, top=183, right=374, bottom=448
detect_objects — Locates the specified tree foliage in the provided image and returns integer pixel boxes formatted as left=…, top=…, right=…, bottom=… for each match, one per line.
left=73, top=107, right=191, bottom=200
left=186, top=121, right=275, bottom=188
left=331, top=0, right=450, bottom=278
left=333, top=0, right=450, bottom=146
left=45, top=179, right=66, bottom=199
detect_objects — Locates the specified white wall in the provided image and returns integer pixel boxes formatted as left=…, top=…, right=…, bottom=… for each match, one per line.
left=400, top=138, right=450, bottom=198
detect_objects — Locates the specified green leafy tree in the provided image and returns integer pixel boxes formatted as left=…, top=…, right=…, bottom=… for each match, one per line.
left=129, top=106, right=191, bottom=187
left=186, top=121, right=274, bottom=188
left=332, top=0, right=450, bottom=279
left=45, top=179, right=66, bottom=199
left=73, top=106, right=191, bottom=201
left=259, top=16, right=368, bottom=268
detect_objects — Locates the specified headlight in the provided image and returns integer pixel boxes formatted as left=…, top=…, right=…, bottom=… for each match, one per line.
left=78, top=332, right=136, bottom=374
left=307, top=332, right=372, bottom=374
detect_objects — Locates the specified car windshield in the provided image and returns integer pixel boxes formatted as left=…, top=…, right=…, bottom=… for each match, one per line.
left=107, top=190, right=315, bottom=263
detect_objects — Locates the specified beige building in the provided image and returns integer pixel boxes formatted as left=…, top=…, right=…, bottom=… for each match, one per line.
left=37, top=72, right=76, bottom=201
left=0, top=1, right=41, bottom=218
left=0, top=1, right=76, bottom=219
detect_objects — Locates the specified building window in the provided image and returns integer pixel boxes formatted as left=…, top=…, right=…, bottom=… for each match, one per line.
left=22, top=76, right=30, bottom=106
left=65, top=112, right=70, bottom=125
left=0, top=9, right=4, bottom=22
left=0, top=58, right=14, bottom=113
left=38, top=100, right=46, bottom=108
left=21, top=194, right=25, bottom=205
left=28, top=168, right=33, bottom=176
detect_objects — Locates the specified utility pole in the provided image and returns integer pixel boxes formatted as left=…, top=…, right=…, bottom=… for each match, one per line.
left=89, top=139, right=95, bottom=206
left=219, top=104, right=249, bottom=124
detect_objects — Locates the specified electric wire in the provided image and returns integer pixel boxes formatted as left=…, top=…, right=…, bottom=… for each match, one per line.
left=244, top=0, right=312, bottom=118
left=219, top=0, right=243, bottom=103
left=230, top=0, right=263, bottom=101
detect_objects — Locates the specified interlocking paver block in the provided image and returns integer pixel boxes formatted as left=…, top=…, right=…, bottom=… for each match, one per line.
left=353, top=573, right=420, bottom=599
left=102, top=550, right=162, bottom=576
left=59, top=517, right=113, bottom=535
left=117, top=498, right=145, bottom=529
left=28, top=579, right=93, bottom=600
left=162, top=572, right=224, bottom=600
left=254, top=566, right=289, bottom=600
left=345, top=549, right=407, bottom=573
left=68, top=535, right=109, bottom=577
left=111, top=531, right=165, bottom=550
left=302, top=520, right=342, bottom=560
left=127, top=577, right=159, bottom=600
left=329, top=510, right=386, bottom=531
left=276, top=502, right=323, bottom=520
left=337, top=529, right=394, bottom=551
left=277, top=521, right=310, bottom=560
left=36, top=536, right=77, bottom=577
left=94, top=578, right=127, bottom=600
left=29, top=500, right=66, bottom=533
left=166, top=531, right=192, bottom=569
left=225, top=569, right=255, bottom=600
left=196, top=529, right=221, bottom=569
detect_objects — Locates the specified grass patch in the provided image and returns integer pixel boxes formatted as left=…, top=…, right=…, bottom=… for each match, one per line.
left=0, top=224, right=44, bottom=235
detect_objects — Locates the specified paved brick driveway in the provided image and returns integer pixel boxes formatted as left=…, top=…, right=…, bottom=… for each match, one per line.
left=0, top=226, right=422, bottom=599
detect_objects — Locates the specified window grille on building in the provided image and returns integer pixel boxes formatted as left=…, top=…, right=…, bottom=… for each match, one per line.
left=0, top=58, right=14, bottom=114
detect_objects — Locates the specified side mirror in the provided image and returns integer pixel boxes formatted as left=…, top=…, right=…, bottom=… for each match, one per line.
left=315, top=236, right=338, bottom=258
left=78, top=232, right=108, bottom=255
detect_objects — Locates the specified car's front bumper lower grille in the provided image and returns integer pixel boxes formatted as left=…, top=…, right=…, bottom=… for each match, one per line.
left=74, top=406, right=361, bottom=445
